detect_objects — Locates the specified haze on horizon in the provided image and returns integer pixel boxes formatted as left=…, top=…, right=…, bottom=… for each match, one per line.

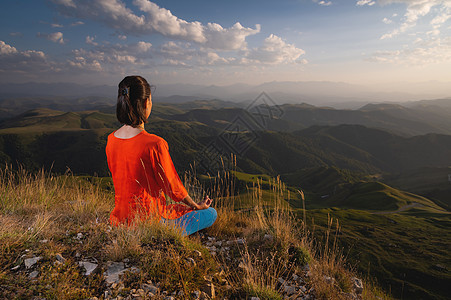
left=1, top=0, right=451, bottom=98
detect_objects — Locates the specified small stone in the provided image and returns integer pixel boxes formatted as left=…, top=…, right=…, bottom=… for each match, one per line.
left=79, top=261, right=98, bottom=276
left=236, top=238, right=245, bottom=245
left=284, top=285, right=297, bottom=296
left=75, top=252, right=81, bottom=258
left=250, top=297, right=260, bottom=300
left=39, top=239, right=48, bottom=243
left=324, top=276, right=334, bottom=284
left=352, top=277, right=363, bottom=294
left=77, top=232, right=83, bottom=239
left=104, top=261, right=126, bottom=284
left=10, top=265, right=20, bottom=271
left=263, top=234, right=273, bottom=241
left=29, top=270, right=39, bottom=278
left=137, top=289, right=145, bottom=296
left=142, top=283, right=159, bottom=295
left=56, top=253, right=66, bottom=263
left=24, top=256, right=41, bottom=269
left=207, top=236, right=215, bottom=242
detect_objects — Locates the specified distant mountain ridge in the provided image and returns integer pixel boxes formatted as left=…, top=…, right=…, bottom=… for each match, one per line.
left=1, top=80, right=450, bottom=105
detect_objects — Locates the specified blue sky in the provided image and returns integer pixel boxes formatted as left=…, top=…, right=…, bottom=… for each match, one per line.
left=1, top=0, right=450, bottom=92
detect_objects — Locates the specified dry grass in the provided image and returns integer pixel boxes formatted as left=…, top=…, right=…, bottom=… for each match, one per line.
left=0, top=165, right=391, bottom=299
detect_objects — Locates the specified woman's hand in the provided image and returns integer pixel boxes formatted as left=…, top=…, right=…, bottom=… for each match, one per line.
left=195, top=195, right=212, bottom=210
left=182, top=194, right=212, bottom=210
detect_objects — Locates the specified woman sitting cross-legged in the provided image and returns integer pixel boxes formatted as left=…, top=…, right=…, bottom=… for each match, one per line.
left=105, top=75, right=217, bottom=236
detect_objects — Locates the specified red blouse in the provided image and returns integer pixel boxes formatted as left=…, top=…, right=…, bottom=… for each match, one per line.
left=106, top=131, right=191, bottom=224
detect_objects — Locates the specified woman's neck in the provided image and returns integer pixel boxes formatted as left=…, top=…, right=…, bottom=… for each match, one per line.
left=114, top=124, right=145, bottom=139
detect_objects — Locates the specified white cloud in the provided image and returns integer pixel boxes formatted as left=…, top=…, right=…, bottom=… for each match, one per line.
left=382, top=17, right=393, bottom=24
left=356, top=0, right=376, bottom=6
left=118, top=35, right=127, bottom=40
left=313, top=0, right=333, bottom=6
left=51, top=23, right=63, bottom=28
left=366, top=37, right=451, bottom=65
left=318, top=1, right=333, bottom=6
left=375, top=0, right=451, bottom=39
left=50, top=0, right=260, bottom=50
left=0, top=41, right=50, bottom=73
left=37, top=32, right=65, bottom=44
left=204, top=22, right=261, bottom=50
left=9, top=32, right=23, bottom=37
left=246, top=34, right=306, bottom=65
left=70, top=21, right=84, bottom=26
left=68, top=40, right=153, bottom=72
left=85, top=35, right=98, bottom=46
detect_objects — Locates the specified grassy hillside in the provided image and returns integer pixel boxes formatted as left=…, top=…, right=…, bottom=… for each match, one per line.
left=233, top=169, right=450, bottom=299
left=0, top=168, right=389, bottom=300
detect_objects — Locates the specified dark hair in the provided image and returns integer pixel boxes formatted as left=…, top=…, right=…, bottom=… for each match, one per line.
left=116, top=75, right=152, bottom=127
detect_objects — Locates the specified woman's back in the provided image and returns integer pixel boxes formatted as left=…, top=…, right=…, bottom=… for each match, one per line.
left=106, top=131, right=190, bottom=224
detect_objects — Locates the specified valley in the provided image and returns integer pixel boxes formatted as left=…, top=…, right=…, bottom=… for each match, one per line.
left=0, top=96, right=450, bottom=299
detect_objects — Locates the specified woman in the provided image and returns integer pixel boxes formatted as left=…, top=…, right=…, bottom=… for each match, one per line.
left=106, top=75, right=217, bottom=236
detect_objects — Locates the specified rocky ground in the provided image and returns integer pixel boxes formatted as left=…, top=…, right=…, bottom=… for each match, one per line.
left=16, top=233, right=365, bottom=299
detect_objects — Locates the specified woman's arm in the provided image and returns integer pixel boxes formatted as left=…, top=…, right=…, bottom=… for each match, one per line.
left=182, top=195, right=212, bottom=210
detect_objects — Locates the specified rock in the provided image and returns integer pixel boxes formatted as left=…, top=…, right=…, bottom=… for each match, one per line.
left=79, top=261, right=98, bottom=276
left=263, top=234, right=273, bottom=241
left=10, top=265, right=20, bottom=271
left=324, top=276, right=334, bottom=284
left=206, top=245, right=217, bottom=252
left=77, top=232, right=83, bottom=239
left=29, top=270, right=39, bottom=278
left=284, top=285, right=297, bottom=296
left=104, top=261, right=126, bottom=284
left=236, top=238, right=245, bottom=245
left=24, top=256, right=41, bottom=269
left=142, top=283, right=159, bottom=295
left=56, top=253, right=66, bottom=263
left=207, top=236, right=216, bottom=242
left=75, top=252, right=81, bottom=258
left=39, top=239, right=48, bottom=243
left=352, top=277, right=363, bottom=294
left=277, top=277, right=286, bottom=286
left=187, top=257, right=196, bottom=266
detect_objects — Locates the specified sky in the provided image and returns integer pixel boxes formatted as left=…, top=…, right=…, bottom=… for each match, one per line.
left=1, top=0, right=451, bottom=93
